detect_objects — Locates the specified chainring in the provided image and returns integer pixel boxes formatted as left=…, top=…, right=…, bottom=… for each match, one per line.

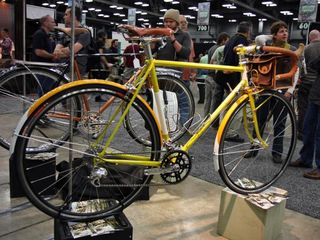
left=160, top=150, right=192, bottom=184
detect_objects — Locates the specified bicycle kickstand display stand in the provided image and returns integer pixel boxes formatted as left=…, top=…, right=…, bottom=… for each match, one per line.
left=54, top=212, right=133, bottom=240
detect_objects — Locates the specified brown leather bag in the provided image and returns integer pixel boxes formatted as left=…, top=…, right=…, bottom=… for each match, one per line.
left=247, top=53, right=293, bottom=89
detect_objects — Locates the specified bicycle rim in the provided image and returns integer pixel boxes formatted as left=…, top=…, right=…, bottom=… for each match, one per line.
left=218, top=90, right=296, bottom=194
left=0, top=66, right=68, bottom=150
left=14, top=82, right=161, bottom=221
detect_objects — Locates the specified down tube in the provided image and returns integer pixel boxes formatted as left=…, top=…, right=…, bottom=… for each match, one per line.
left=181, top=78, right=247, bottom=152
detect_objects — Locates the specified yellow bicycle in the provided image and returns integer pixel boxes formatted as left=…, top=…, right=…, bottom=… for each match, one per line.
left=11, top=25, right=303, bottom=221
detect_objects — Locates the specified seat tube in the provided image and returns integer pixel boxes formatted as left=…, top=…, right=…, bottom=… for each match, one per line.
left=150, top=61, right=169, bottom=140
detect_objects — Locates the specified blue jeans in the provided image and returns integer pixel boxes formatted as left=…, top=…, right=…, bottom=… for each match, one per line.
left=300, top=102, right=320, bottom=168
left=178, top=80, right=190, bottom=125
left=37, top=75, right=57, bottom=97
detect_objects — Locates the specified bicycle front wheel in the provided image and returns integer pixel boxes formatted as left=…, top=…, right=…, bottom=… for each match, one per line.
left=13, top=80, right=161, bottom=221
left=0, top=66, right=69, bottom=150
left=217, top=90, right=296, bottom=194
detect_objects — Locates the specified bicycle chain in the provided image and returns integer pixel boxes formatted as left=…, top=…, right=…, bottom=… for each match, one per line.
left=94, top=176, right=175, bottom=188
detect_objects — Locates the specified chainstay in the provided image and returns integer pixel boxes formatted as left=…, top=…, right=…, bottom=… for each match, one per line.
left=96, top=176, right=179, bottom=188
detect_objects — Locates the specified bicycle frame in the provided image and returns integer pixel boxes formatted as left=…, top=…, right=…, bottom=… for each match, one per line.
left=91, top=57, right=268, bottom=167
left=13, top=41, right=273, bottom=169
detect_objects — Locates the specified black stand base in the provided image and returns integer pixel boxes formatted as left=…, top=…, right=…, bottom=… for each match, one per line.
left=9, top=152, right=150, bottom=201
left=54, top=212, right=132, bottom=240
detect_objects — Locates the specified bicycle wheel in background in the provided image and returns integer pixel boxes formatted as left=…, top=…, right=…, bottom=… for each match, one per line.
left=13, top=81, right=161, bottom=221
left=0, top=66, right=69, bottom=150
left=125, top=75, right=195, bottom=146
left=216, top=90, right=296, bottom=194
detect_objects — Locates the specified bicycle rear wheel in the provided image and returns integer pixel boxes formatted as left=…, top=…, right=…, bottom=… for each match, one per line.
left=13, top=81, right=161, bottom=221
left=217, top=90, right=296, bottom=194
left=0, top=66, right=69, bottom=150
left=125, top=75, right=195, bottom=146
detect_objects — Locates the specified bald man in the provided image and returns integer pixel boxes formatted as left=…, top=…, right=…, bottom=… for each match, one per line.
left=297, top=29, right=320, bottom=139
left=291, top=29, right=320, bottom=178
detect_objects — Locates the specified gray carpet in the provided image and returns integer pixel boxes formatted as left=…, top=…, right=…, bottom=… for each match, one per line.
left=181, top=127, right=320, bottom=219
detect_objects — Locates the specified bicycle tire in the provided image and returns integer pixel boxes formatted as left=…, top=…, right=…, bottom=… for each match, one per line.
left=13, top=80, right=162, bottom=221
left=0, top=66, right=69, bottom=150
left=125, top=75, right=195, bottom=146
left=217, top=90, right=296, bottom=194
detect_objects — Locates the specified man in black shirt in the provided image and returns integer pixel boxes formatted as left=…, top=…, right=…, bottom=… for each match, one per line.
left=54, top=7, right=91, bottom=77
left=32, top=15, right=57, bottom=63
left=156, top=9, right=191, bottom=67
left=215, top=21, right=251, bottom=90
left=32, top=15, right=57, bottom=95
left=215, top=21, right=251, bottom=142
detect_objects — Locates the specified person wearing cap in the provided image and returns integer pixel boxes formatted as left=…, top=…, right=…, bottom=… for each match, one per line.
left=156, top=9, right=191, bottom=81
left=156, top=9, right=192, bottom=125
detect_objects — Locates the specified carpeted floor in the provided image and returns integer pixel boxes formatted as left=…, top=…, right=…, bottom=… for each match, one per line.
left=183, top=126, right=320, bottom=219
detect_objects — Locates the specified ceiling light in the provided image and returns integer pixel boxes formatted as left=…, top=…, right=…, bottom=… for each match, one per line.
left=88, top=7, right=95, bottom=11
left=103, top=15, right=110, bottom=18
left=157, top=22, right=164, bottom=25
left=188, top=6, right=198, bottom=11
left=113, top=13, right=120, bottom=16
left=98, top=14, right=104, bottom=17
left=262, top=1, right=277, bottom=7
left=259, top=18, right=267, bottom=21
left=49, top=4, right=56, bottom=7
left=110, top=5, right=117, bottom=8
left=141, top=12, right=147, bottom=15
left=82, top=10, right=88, bottom=13
left=280, top=11, right=293, bottom=15
left=160, top=9, right=167, bottom=12
left=138, top=18, right=145, bottom=21
left=56, top=1, right=64, bottom=4
left=164, top=0, right=173, bottom=2
left=85, top=0, right=93, bottom=2
left=222, top=4, right=237, bottom=9
left=228, top=19, right=237, bottom=22
left=211, top=14, right=224, bottom=18
left=142, top=3, right=149, bottom=7
left=122, top=19, right=128, bottom=22
left=95, top=9, right=102, bottom=12
left=134, top=1, right=143, bottom=5
left=293, top=18, right=298, bottom=21
left=243, top=12, right=256, bottom=17
left=172, top=1, right=179, bottom=4
left=42, top=3, right=49, bottom=6
left=116, top=7, right=123, bottom=10
left=119, top=14, right=126, bottom=17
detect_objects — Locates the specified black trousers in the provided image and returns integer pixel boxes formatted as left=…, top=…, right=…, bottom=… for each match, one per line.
left=254, top=94, right=288, bottom=157
left=297, top=84, right=311, bottom=137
